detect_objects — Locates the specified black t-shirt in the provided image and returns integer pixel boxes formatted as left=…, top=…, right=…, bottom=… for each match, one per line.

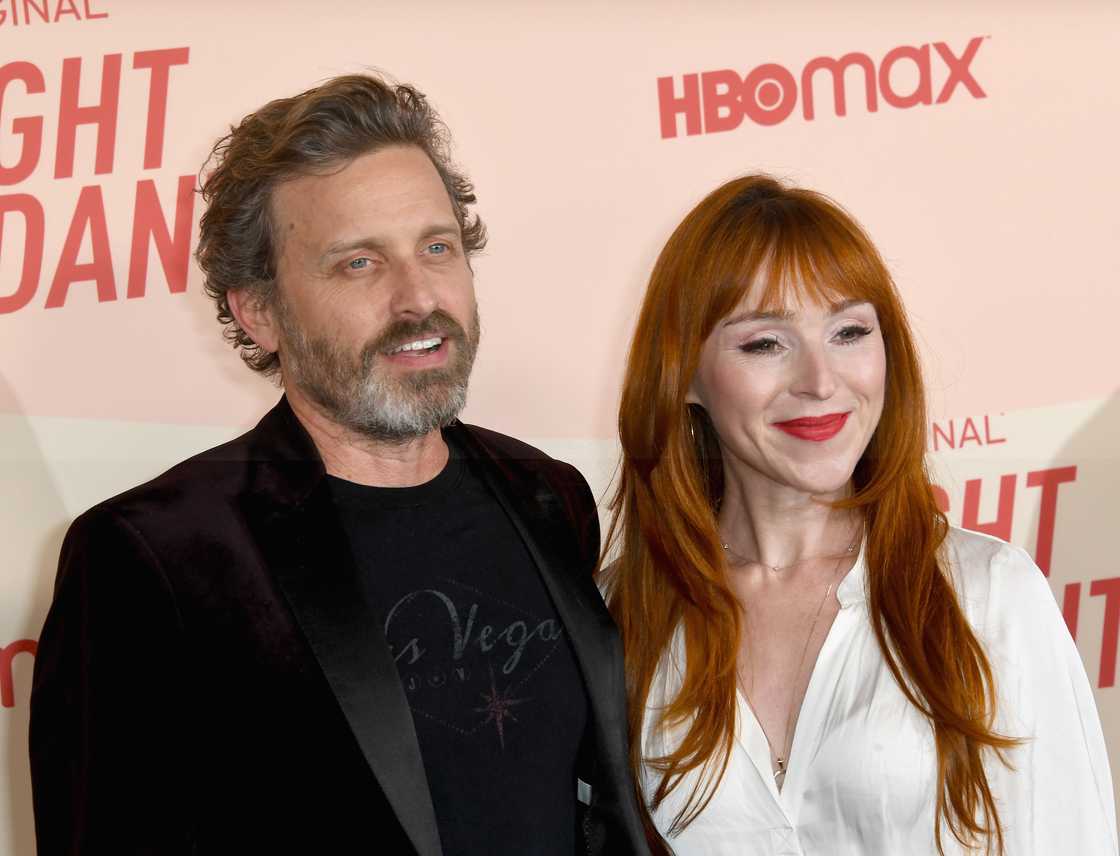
left=327, top=439, right=589, bottom=855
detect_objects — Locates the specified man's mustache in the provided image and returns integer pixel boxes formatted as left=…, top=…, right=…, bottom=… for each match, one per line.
left=369, top=309, right=467, bottom=355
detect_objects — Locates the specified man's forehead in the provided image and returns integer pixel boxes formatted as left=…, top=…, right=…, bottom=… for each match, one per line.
left=269, top=146, right=457, bottom=246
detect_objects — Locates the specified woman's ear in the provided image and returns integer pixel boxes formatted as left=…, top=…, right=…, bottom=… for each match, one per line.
left=685, top=379, right=704, bottom=407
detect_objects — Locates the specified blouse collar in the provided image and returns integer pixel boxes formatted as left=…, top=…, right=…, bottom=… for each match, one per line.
left=836, top=538, right=869, bottom=608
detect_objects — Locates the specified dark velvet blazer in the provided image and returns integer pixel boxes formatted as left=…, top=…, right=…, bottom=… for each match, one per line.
left=29, top=397, right=648, bottom=856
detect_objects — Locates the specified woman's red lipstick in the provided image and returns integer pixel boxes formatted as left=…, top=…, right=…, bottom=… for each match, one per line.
left=773, top=412, right=849, bottom=441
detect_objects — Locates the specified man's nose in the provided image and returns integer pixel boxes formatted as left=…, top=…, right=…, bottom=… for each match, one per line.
left=388, top=259, right=439, bottom=320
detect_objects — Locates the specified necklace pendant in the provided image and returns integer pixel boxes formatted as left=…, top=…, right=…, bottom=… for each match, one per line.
left=774, top=762, right=787, bottom=790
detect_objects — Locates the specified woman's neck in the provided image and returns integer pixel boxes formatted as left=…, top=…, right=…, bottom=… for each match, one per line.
left=717, top=466, right=859, bottom=571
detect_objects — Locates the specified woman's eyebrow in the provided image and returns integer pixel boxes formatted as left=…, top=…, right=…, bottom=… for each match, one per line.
left=721, top=309, right=794, bottom=327
left=722, top=299, right=871, bottom=328
left=830, top=298, right=870, bottom=314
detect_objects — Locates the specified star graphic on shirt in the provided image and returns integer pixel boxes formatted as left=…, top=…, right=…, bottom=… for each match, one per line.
left=475, top=666, right=531, bottom=750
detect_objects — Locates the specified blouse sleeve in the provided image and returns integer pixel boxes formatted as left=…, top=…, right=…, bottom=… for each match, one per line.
left=983, top=542, right=1118, bottom=855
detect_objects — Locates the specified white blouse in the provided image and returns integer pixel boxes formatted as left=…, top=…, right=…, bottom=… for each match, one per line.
left=643, top=527, right=1118, bottom=855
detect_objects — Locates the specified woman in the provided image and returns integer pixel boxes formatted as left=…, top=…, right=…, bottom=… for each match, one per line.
left=602, top=175, right=1116, bottom=854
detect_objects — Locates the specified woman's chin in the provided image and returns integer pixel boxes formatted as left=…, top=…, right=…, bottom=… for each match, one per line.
left=778, top=465, right=858, bottom=499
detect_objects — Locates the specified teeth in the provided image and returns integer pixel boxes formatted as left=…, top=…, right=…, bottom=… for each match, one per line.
left=389, top=337, right=442, bottom=354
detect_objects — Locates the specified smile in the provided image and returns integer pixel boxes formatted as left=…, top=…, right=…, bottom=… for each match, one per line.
left=773, top=412, right=849, bottom=442
left=386, top=337, right=443, bottom=356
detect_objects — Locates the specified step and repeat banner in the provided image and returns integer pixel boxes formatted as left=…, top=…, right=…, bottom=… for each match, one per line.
left=2, top=1, right=1118, bottom=851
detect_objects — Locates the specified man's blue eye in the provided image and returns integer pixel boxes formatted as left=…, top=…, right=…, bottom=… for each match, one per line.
left=348, top=258, right=371, bottom=270
left=429, top=242, right=449, bottom=254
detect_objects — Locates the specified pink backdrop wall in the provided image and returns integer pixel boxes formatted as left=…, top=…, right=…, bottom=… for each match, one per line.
left=2, top=1, right=1118, bottom=851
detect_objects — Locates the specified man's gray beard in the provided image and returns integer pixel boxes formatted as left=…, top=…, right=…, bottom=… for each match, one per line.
left=276, top=304, right=481, bottom=442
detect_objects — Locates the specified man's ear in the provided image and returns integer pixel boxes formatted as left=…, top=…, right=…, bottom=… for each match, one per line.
left=228, top=285, right=280, bottom=355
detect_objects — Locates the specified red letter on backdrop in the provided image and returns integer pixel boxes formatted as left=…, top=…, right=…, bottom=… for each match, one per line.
left=800, top=52, right=877, bottom=120
left=657, top=74, right=702, bottom=139
left=1026, top=465, right=1077, bottom=576
left=700, top=70, right=743, bottom=134
left=931, top=420, right=955, bottom=451
left=0, top=61, right=46, bottom=185
left=132, top=48, right=190, bottom=170
left=55, top=53, right=122, bottom=179
left=741, top=64, right=797, bottom=127
left=83, top=0, right=110, bottom=19
left=22, top=0, right=50, bottom=24
left=1090, top=577, right=1120, bottom=688
left=934, top=37, right=986, bottom=103
left=0, top=639, right=36, bottom=708
left=961, top=474, right=1016, bottom=541
left=878, top=44, right=933, bottom=110
left=0, top=193, right=45, bottom=314
left=1063, top=582, right=1081, bottom=640
left=958, top=417, right=982, bottom=446
left=53, top=0, right=80, bottom=21
left=45, top=185, right=116, bottom=308
left=127, top=175, right=195, bottom=298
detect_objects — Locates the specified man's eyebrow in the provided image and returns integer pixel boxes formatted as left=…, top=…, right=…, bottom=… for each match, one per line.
left=720, top=298, right=871, bottom=327
left=320, top=222, right=461, bottom=262
left=321, top=237, right=382, bottom=261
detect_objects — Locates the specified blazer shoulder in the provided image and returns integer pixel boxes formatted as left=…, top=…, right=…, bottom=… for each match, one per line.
left=77, top=425, right=262, bottom=541
left=458, top=423, right=600, bottom=568
left=459, top=423, right=555, bottom=463
left=459, top=423, right=592, bottom=495
left=459, top=422, right=574, bottom=473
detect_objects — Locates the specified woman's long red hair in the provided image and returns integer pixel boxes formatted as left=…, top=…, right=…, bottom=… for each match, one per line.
left=602, top=175, right=1016, bottom=854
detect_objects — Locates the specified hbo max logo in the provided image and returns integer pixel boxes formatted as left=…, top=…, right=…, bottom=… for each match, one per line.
left=657, top=36, right=986, bottom=138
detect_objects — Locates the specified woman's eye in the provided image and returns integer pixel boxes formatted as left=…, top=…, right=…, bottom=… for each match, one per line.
left=427, top=242, right=450, bottom=255
left=835, top=324, right=873, bottom=344
left=741, top=337, right=782, bottom=355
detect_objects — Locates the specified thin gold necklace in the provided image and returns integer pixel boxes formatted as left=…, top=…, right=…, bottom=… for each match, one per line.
left=721, top=535, right=859, bottom=572
left=736, top=530, right=860, bottom=790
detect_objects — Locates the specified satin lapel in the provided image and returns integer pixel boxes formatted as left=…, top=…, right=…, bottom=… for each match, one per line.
left=247, top=481, right=443, bottom=856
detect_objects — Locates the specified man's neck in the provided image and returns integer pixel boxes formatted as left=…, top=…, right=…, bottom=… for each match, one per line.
left=286, top=389, right=450, bottom=488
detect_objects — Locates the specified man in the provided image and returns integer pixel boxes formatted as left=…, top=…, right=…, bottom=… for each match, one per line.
left=29, top=75, right=648, bottom=855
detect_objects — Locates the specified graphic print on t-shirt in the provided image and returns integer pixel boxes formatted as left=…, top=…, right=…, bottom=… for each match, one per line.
left=328, top=437, right=588, bottom=855
left=384, top=575, right=567, bottom=749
